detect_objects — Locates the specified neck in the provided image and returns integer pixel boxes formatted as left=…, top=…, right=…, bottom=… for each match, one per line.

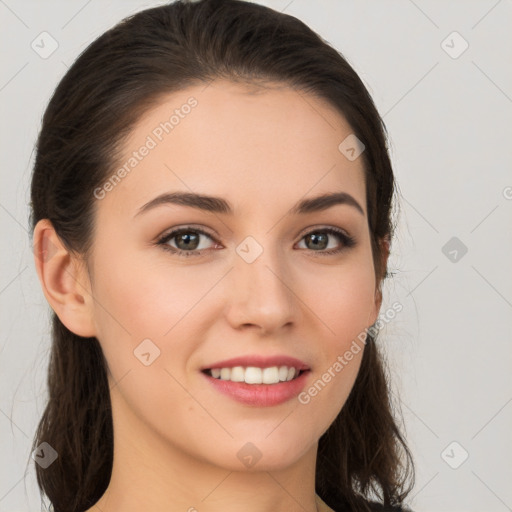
left=89, top=395, right=320, bottom=512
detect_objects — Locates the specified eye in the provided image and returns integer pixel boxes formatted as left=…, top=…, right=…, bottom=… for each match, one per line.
left=156, top=225, right=356, bottom=258
left=296, top=227, right=356, bottom=255
left=156, top=226, right=219, bottom=257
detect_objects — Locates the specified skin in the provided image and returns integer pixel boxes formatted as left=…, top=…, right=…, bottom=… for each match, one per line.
left=33, top=79, right=387, bottom=512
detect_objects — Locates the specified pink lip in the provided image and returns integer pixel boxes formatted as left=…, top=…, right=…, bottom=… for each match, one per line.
left=201, top=354, right=310, bottom=371
left=201, top=370, right=311, bottom=407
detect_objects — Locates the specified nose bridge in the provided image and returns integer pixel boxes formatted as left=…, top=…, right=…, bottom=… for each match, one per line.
left=226, top=234, right=297, bottom=332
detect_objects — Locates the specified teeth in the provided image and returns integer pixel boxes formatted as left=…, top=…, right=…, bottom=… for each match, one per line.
left=262, top=367, right=279, bottom=384
left=278, top=366, right=289, bottom=381
left=208, top=365, right=301, bottom=385
left=245, top=367, right=262, bottom=384
left=231, top=366, right=245, bottom=382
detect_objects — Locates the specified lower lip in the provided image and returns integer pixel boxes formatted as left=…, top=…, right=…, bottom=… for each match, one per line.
left=202, top=370, right=311, bottom=407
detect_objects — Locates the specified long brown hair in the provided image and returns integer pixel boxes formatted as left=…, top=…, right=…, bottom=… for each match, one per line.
left=29, top=1, right=414, bottom=510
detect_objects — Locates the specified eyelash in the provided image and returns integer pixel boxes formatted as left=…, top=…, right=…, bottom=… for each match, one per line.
left=155, top=225, right=356, bottom=258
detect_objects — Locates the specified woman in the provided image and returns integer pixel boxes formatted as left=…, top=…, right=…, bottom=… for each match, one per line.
left=30, top=0, right=415, bottom=511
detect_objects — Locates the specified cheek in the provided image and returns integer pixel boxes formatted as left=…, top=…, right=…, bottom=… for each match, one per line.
left=92, top=249, right=212, bottom=340
left=298, top=277, right=372, bottom=431
left=300, top=259, right=376, bottom=343
left=296, top=260, right=375, bottom=409
left=89, top=248, right=229, bottom=400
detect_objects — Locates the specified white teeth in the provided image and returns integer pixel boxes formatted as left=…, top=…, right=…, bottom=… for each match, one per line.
left=208, top=365, right=302, bottom=384
left=278, top=365, right=289, bottom=381
left=262, top=367, right=279, bottom=384
left=230, top=366, right=245, bottom=382
left=244, top=367, right=262, bottom=384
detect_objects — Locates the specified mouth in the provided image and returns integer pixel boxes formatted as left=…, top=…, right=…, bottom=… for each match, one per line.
left=202, top=366, right=309, bottom=385
left=201, top=366, right=312, bottom=407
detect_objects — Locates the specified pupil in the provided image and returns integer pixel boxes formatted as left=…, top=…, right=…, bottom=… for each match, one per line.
left=308, top=233, right=327, bottom=250
left=177, top=232, right=199, bottom=250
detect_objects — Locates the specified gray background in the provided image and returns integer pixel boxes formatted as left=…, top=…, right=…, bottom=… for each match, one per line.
left=1, top=0, right=511, bottom=511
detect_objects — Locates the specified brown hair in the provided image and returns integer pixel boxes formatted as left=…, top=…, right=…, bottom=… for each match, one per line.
left=29, top=1, right=414, bottom=511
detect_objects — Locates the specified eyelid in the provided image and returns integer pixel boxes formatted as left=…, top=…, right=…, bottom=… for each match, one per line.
left=156, top=224, right=218, bottom=241
left=296, top=223, right=352, bottom=239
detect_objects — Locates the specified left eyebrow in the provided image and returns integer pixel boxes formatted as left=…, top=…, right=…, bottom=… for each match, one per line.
left=134, top=190, right=365, bottom=218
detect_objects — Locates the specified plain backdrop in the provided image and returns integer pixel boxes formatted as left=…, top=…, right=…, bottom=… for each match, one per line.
left=1, top=1, right=511, bottom=511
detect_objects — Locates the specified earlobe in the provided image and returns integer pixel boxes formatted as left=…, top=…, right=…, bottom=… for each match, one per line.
left=32, top=219, right=97, bottom=338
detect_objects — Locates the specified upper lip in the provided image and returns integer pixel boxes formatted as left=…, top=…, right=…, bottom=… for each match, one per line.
left=201, top=355, right=310, bottom=371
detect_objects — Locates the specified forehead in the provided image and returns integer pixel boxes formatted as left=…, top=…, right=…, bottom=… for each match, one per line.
left=100, top=79, right=367, bottom=220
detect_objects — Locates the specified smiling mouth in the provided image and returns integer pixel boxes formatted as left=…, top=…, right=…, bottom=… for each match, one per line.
left=202, top=366, right=308, bottom=385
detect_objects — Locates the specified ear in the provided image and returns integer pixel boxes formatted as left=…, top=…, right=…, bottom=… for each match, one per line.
left=368, top=236, right=390, bottom=327
left=32, top=219, right=97, bottom=338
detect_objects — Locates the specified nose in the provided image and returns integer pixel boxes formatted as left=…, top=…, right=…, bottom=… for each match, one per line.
left=224, top=243, right=299, bottom=335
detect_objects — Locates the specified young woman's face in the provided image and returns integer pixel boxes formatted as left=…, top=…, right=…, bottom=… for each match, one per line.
left=85, top=80, right=382, bottom=472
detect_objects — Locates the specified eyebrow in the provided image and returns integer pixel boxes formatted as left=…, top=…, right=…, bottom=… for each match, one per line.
left=134, top=190, right=365, bottom=218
